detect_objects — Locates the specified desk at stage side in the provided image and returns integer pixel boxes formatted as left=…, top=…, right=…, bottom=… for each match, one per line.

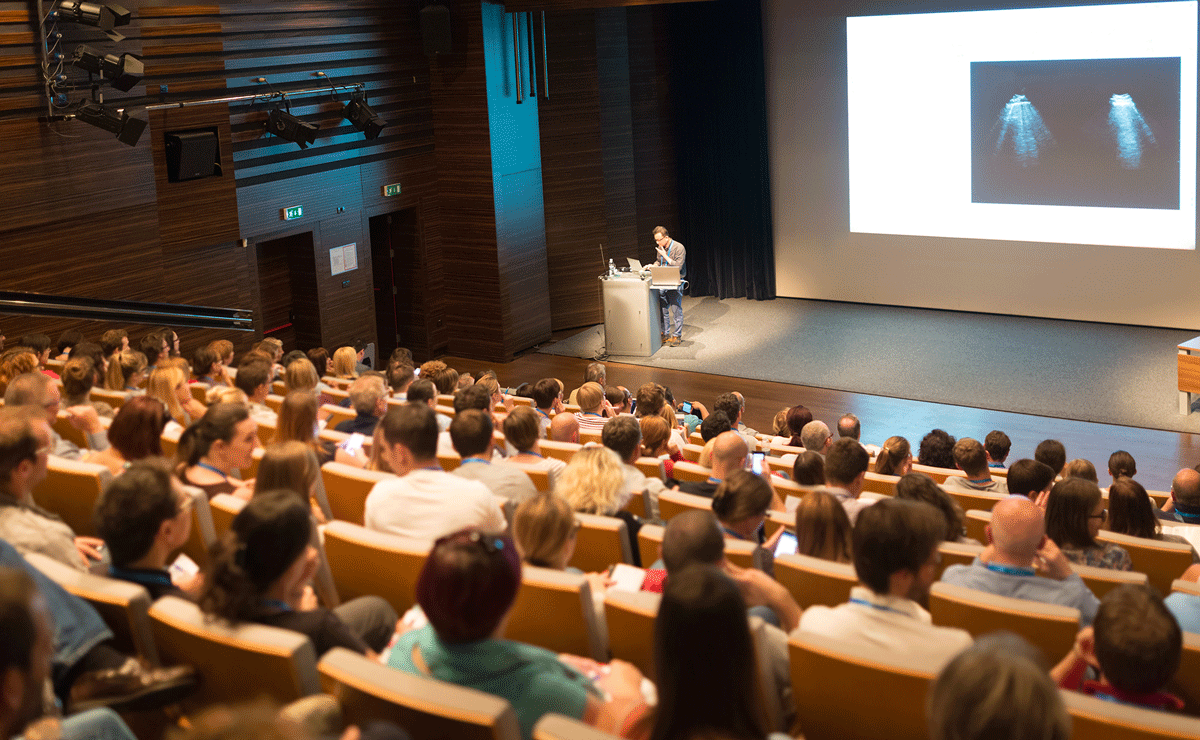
left=1178, top=336, right=1200, bottom=414
left=600, top=273, right=662, bottom=357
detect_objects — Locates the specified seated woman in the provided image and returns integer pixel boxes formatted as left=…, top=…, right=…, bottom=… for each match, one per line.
left=254, top=441, right=326, bottom=523
left=104, top=349, right=148, bottom=393
left=1107, top=477, right=1198, bottom=561
left=387, top=528, right=648, bottom=740
left=559, top=447, right=642, bottom=565
left=199, top=490, right=397, bottom=658
left=782, top=405, right=812, bottom=448
left=56, top=329, right=83, bottom=362
left=1062, top=458, right=1098, bottom=484
left=306, top=347, right=333, bottom=378
left=148, top=365, right=205, bottom=427
left=283, top=357, right=334, bottom=400
left=791, top=450, right=825, bottom=486
left=331, top=346, right=358, bottom=381
left=513, top=492, right=611, bottom=626
left=60, top=357, right=113, bottom=419
left=1045, top=478, right=1132, bottom=570
left=503, top=407, right=566, bottom=487
left=639, top=415, right=675, bottom=479
left=0, top=349, right=37, bottom=396
left=873, top=435, right=912, bottom=477
left=895, top=472, right=974, bottom=543
left=90, top=396, right=170, bottom=476
left=273, top=391, right=350, bottom=467
left=176, top=402, right=258, bottom=500
left=793, top=489, right=853, bottom=564
left=1108, top=450, right=1137, bottom=484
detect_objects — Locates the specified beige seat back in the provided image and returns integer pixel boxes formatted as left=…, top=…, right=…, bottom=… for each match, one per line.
left=1074, top=563, right=1147, bottom=600
left=89, top=388, right=129, bottom=409
left=1096, top=530, right=1194, bottom=594
left=1168, top=631, right=1200, bottom=717
left=634, top=456, right=665, bottom=482
left=936, top=541, right=983, bottom=578
left=539, top=440, right=581, bottom=462
left=670, top=461, right=711, bottom=483
left=656, top=489, right=712, bottom=521
left=963, top=509, right=991, bottom=544
left=179, top=484, right=218, bottom=570
left=788, top=629, right=941, bottom=740
left=437, top=452, right=461, bottom=472
left=208, top=493, right=246, bottom=541
left=189, top=382, right=210, bottom=404
left=243, top=446, right=266, bottom=480
left=767, top=442, right=804, bottom=457
left=149, top=595, right=320, bottom=707
left=505, top=565, right=606, bottom=661
left=320, top=462, right=394, bottom=525
left=681, top=443, right=704, bottom=462
left=862, top=471, right=901, bottom=496
left=910, top=462, right=958, bottom=483
left=26, top=553, right=159, bottom=666
left=322, top=404, right=357, bottom=430
left=322, top=521, right=431, bottom=615
left=578, top=430, right=602, bottom=446
left=942, top=487, right=1008, bottom=515
left=636, top=524, right=664, bottom=568
left=534, top=715, right=620, bottom=740
left=774, top=553, right=856, bottom=609
left=160, top=423, right=182, bottom=459
left=1063, top=689, right=1200, bottom=739
left=928, top=582, right=1079, bottom=662
left=603, top=589, right=660, bottom=679
left=52, top=413, right=90, bottom=450
left=568, top=512, right=633, bottom=573
left=320, top=647, right=521, bottom=740
left=508, top=462, right=551, bottom=492
left=723, top=538, right=759, bottom=571
left=31, top=456, right=112, bottom=537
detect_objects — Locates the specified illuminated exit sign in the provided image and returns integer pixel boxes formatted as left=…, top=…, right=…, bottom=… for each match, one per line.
left=281, top=205, right=304, bottom=221
left=382, top=183, right=402, bottom=197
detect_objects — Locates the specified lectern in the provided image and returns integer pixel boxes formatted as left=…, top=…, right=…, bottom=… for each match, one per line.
left=600, top=274, right=662, bottom=356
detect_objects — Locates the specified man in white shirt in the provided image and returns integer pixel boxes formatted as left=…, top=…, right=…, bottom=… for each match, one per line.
left=364, top=404, right=506, bottom=541
left=450, top=410, right=536, bottom=502
left=799, top=498, right=973, bottom=664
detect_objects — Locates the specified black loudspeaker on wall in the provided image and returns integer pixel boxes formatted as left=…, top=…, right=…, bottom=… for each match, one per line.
left=165, top=129, right=221, bottom=182
left=420, top=4, right=451, bottom=56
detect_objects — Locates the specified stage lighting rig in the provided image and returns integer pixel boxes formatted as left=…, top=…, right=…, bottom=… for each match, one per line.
left=74, top=101, right=146, bottom=146
left=56, top=0, right=132, bottom=40
left=344, top=94, right=386, bottom=140
left=267, top=105, right=319, bottom=149
left=71, top=45, right=143, bottom=91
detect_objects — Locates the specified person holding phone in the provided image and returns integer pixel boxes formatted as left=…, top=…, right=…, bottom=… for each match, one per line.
left=653, top=225, right=686, bottom=345
left=712, top=471, right=785, bottom=577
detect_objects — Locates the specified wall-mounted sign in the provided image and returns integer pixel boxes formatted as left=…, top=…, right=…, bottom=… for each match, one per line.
left=281, top=205, right=304, bottom=220
left=331, top=243, right=358, bottom=276
left=383, top=183, right=402, bottom=196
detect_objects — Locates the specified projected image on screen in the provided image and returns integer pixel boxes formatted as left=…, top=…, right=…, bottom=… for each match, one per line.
left=971, top=57, right=1181, bottom=210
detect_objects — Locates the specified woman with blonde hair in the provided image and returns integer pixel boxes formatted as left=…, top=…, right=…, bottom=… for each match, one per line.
left=514, top=491, right=613, bottom=614
left=873, top=435, right=912, bottom=477
left=148, top=365, right=204, bottom=426
left=559, top=446, right=642, bottom=565
left=1061, top=458, right=1098, bottom=484
left=104, top=349, right=148, bottom=392
left=331, top=346, right=358, bottom=380
left=283, top=357, right=332, bottom=397
left=793, top=489, right=853, bottom=563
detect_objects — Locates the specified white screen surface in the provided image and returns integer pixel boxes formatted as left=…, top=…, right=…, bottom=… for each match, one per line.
left=847, top=2, right=1197, bottom=250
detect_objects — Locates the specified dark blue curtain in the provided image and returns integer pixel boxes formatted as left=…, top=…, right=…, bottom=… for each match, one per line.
left=668, top=0, right=776, bottom=300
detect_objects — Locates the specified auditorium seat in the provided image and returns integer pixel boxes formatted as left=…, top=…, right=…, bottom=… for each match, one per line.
left=322, top=404, right=356, bottom=430
left=774, top=553, right=856, bottom=609
left=1167, top=631, right=1200, bottom=717
left=788, top=629, right=941, bottom=740
left=52, top=412, right=90, bottom=450
left=179, top=485, right=217, bottom=570
left=160, top=424, right=182, bottom=459
left=928, top=582, right=1078, bottom=663
left=764, top=456, right=793, bottom=476
left=1173, top=579, right=1200, bottom=597
left=320, top=647, right=521, bottom=740
left=89, top=387, right=128, bottom=409
left=436, top=394, right=455, bottom=405
left=637, top=524, right=665, bottom=568
left=568, top=512, right=633, bottom=573
left=508, top=395, right=533, bottom=408
left=909, top=462, right=959, bottom=484
left=208, top=493, right=245, bottom=540
left=1063, top=688, right=1200, bottom=739
left=242, top=446, right=265, bottom=480
left=534, top=715, right=619, bottom=740
left=766, top=442, right=804, bottom=457
left=437, top=452, right=461, bottom=472
left=31, top=456, right=112, bottom=537
left=189, top=383, right=210, bottom=405
left=562, top=403, right=582, bottom=414
left=320, top=462, right=394, bottom=525
left=321, top=521, right=430, bottom=616
left=722, top=537, right=760, bottom=571
left=862, top=471, right=901, bottom=497
left=603, top=590, right=660, bottom=678
left=942, top=487, right=1007, bottom=516
left=767, top=475, right=807, bottom=502
left=656, top=489, right=712, bottom=521
left=670, top=461, right=712, bottom=484
left=689, top=431, right=703, bottom=445
left=1073, top=564, right=1148, bottom=600
left=937, top=541, right=983, bottom=576
left=579, top=430, right=602, bottom=446
left=963, top=509, right=991, bottom=544
left=540, top=440, right=581, bottom=462
left=264, top=393, right=284, bottom=413
left=1096, top=530, right=1194, bottom=594
left=26, top=553, right=159, bottom=666
left=149, top=595, right=320, bottom=708
left=505, top=565, right=607, bottom=661
left=272, top=381, right=286, bottom=395
left=681, top=443, right=704, bottom=462
left=634, top=456, right=666, bottom=482
left=508, top=462, right=552, bottom=492
left=324, top=386, right=351, bottom=404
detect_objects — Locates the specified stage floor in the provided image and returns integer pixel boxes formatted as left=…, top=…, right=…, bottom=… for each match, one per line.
left=540, top=296, right=1200, bottom=435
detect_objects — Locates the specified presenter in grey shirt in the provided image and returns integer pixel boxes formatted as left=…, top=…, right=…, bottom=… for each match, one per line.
left=654, top=225, right=687, bottom=346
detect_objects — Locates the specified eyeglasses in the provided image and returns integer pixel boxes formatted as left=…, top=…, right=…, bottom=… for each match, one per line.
left=1089, top=509, right=1108, bottom=522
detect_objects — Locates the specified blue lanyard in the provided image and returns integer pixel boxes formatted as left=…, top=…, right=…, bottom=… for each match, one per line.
left=706, top=476, right=722, bottom=485
left=260, top=598, right=292, bottom=612
left=110, top=567, right=172, bottom=588
left=582, top=412, right=604, bottom=418
left=196, top=462, right=228, bottom=479
left=536, top=408, right=551, bottom=420
left=984, top=562, right=1036, bottom=577
left=462, top=457, right=490, bottom=465
left=849, top=598, right=909, bottom=616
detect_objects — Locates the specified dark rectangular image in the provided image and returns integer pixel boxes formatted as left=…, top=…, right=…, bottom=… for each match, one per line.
left=971, top=57, right=1180, bottom=210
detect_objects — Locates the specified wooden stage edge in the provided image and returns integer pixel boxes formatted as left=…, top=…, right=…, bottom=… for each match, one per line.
left=440, top=351, right=1200, bottom=494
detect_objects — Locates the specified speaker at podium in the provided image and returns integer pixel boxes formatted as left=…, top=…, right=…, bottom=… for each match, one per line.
left=600, top=272, right=663, bottom=356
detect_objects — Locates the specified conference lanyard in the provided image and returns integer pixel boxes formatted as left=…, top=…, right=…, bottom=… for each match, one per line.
left=849, top=598, right=910, bottom=616
left=984, top=562, right=1035, bottom=577
left=461, top=457, right=490, bottom=465
left=196, top=462, right=228, bottom=480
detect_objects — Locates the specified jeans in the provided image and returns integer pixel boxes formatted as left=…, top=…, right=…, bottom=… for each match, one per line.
left=659, top=289, right=683, bottom=338
left=334, top=595, right=398, bottom=653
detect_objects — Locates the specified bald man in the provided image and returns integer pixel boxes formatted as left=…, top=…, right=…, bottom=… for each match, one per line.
left=1158, top=468, right=1200, bottom=524
left=941, top=497, right=1100, bottom=625
left=678, top=430, right=748, bottom=498
left=549, top=412, right=580, bottom=444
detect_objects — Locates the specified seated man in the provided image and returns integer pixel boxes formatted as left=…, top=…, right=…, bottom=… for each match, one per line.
left=600, top=415, right=665, bottom=519
left=1035, top=439, right=1067, bottom=479
left=835, top=412, right=879, bottom=456
left=405, top=378, right=450, bottom=433
left=94, top=459, right=195, bottom=599
left=568, top=362, right=606, bottom=407
left=387, top=362, right=415, bottom=400
left=824, top=437, right=873, bottom=524
left=940, top=496, right=1100, bottom=625
left=985, top=430, right=1011, bottom=469
left=678, top=430, right=747, bottom=498
left=942, top=438, right=1008, bottom=495
left=450, top=410, right=536, bottom=502
left=4, top=372, right=108, bottom=459
left=530, top=377, right=563, bottom=439
left=437, top=384, right=495, bottom=458
left=1053, top=584, right=1184, bottom=711
left=1159, top=468, right=1200, bottom=524
left=336, top=375, right=388, bottom=436
left=573, top=382, right=610, bottom=434
left=713, top=392, right=757, bottom=453
left=1005, top=459, right=1056, bottom=504
left=549, top=411, right=580, bottom=444
left=365, top=403, right=506, bottom=540
left=800, top=421, right=832, bottom=457
left=800, top=498, right=973, bottom=662
left=234, top=360, right=277, bottom=426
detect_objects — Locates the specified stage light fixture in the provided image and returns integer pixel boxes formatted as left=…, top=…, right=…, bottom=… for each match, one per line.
left=71, top=45, right=143, bottom=91
left=74, top=101, right=146, bottom=146
left=343, top=96, right=386, bottom=140
left=267, top=106, right=318, bottom=149
left=57, top=0, right=132, bottom=32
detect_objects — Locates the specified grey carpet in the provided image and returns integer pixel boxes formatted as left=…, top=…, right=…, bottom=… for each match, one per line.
left=539, top=296, right=1200, bottom=434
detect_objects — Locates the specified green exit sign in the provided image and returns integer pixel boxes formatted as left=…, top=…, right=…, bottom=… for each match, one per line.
left=382, top=183, right=402, bottom=197
left=281, top=205, right=304, bottom=221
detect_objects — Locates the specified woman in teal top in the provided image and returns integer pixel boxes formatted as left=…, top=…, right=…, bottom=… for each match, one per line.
left=388, top=528, right=649, bottom=740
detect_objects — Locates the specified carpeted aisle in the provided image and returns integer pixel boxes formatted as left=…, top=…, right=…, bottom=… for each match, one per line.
left=539, top=296, right=1200, bottom=435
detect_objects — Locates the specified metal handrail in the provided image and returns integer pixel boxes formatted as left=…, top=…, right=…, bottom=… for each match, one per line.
left=0, top=291, right=253, bottom=331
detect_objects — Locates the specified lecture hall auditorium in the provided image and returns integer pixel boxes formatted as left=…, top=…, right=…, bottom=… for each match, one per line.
left=1, top=0, right=1200, bottom=738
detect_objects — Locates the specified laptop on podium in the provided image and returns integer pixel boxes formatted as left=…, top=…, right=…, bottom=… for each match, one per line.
left=650, top=265, right=681, bottom=287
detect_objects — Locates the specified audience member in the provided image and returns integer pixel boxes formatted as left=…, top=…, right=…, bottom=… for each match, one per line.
left=793, top=489, right=852, bottom=563
left=149, top=365, right=203, bottom=426
left=942, top=437, right=1008, bottom=494
left=712, top=471, right=779, bottom=572
left=799, top=498, right=973, bottom=662
left=1108, top=449, right=1137, bottom=482
left=450, top=410, right=536, bottom=502
left=364, top=404, right=505, bottom=540
left=56, top=329, right=84, bottom=360
left=0, top=351, right=38, bottom=397
left=558, top=447, right=640, bottom=562
left=176, top=403, right=258, bottom=500
left=791, top=450, right=825, bottom=486
left=678, top=430, right=747, bottom=498
left=928, top=633, right=1070, bottom=740
left=824, top=437, right=872, bottom=524
left=21, top=334, right=56, bottom=379
left=386, top=362, right=415, bottom=400
left=873, top=435, right=912, bottom=477
left=141, top=332, right=169, bottom=373
left=1162, top=467, right=1200, bottom=524
left=512, top=491, right=612, bottom=605
left=234, top=361, right=277, bottom=426
left=530, top=378, right=563, bottom=438
left=1061, top=458, right=1099, bottom=483
left=574, top=382, right=610, bottom=434
left=639, top=414, right=675, bottom=478
left=601, top=415, right=666, bottom=517
left=274, top=391, right=336, bottom=466
left=335, top=375, right=387, bottom=436
left=896, top=472, right=970, bottom=543
left=192, top=345, right=226, bottom=387
left=550, top=411, right=580, bottom=444
left=1045, top=477, right=1132, bottom=571
left=306, top=347, right=332, bottom=377
left=388, top=528, right=648, bottom=740
left=941, top=496, right=1100, bottom=625
left=783, top=405, right=813, bottom=448
left=800, top=420, right=832, bottom=456
left=1052, top=584, right=1184, bottom=711
left=254, top=441, right=324, bottom=521
left=61, top=357, right=113, bottom=418
left=1035, top=439, right=1067, bottom=478
left=283, top=357, right=324, bottom=397
left=89, top=396, right=169, bottom=475
left=104, top=349, right=148, bottom=392
left=5, top=371, right=108, bottom=458
left=1006, top=458, right=1057, bottom=504
left=437, top=384, right=493, bottom=457
left=503, top=407, right=567, bottom=487
left=568, top=362, right=607, bottom=406
left=983, top=429, right=1012, bottom=469
left=713, top=392, right=756, bottom=452
left=331, top=347, right=358, bottom=380
left=917, top=429, right=956, bottom=469
left=1106, top=478, right=1196, bottom=557
left=770, top=407, right=789, bottom=438
left=419, top=360, right=456, bottom=394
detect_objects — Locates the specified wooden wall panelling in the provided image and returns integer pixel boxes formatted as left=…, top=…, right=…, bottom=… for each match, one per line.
left=236, top=167, right=363, bottom=240
left=537, top=9, right=607, bottom=331
left=627, top=5, right=677, bottom=266
left=150, top=105, right=240, bottom=251
left=314, top=213, right=375, bottom=352
left=595, top=8, right=639, bottom=262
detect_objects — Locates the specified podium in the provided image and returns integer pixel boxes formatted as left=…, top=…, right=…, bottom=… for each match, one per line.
left=600, top=274, right=662, bottom=356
